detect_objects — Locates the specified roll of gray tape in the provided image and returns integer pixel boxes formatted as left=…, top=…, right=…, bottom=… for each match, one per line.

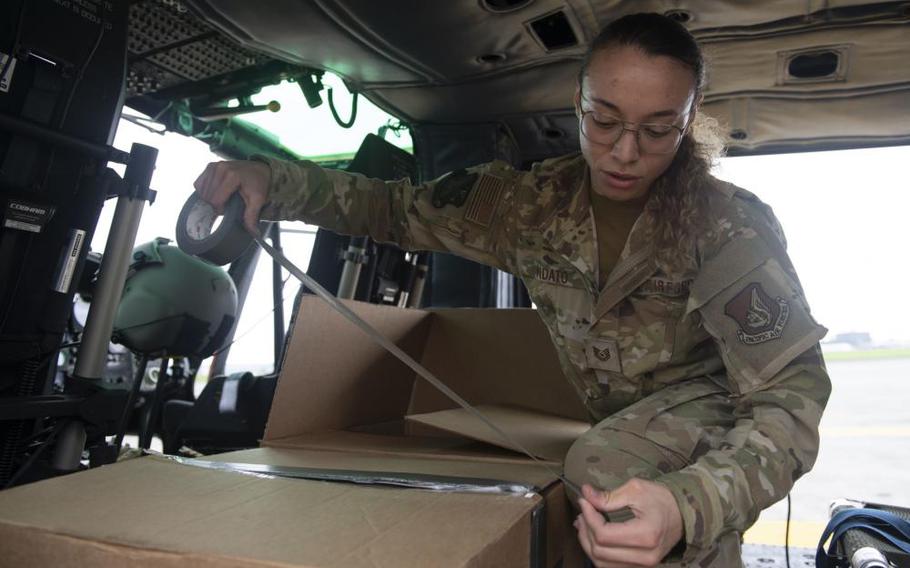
left=176, top=192, right=258, bottom=265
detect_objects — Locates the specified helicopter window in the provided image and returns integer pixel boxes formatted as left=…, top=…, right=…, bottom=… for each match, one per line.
left=91, top=72, right=412, bottom=387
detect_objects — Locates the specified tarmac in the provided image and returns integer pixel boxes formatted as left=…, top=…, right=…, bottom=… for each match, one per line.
left=743, top=356, right=910, bottom=558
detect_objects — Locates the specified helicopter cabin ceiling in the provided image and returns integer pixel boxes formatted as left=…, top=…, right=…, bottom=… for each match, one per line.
left=130, top=0, right=910, bottom=160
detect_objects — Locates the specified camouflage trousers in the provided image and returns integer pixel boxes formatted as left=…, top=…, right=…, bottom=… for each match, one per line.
left=564, top=377, right=743, bottom=568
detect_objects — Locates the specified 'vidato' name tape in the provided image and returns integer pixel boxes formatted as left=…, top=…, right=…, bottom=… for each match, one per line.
left=176, top=192, right=264, bottom=266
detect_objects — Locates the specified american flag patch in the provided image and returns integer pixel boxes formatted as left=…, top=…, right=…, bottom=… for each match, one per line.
left=463, top=175, right=505, bottom=227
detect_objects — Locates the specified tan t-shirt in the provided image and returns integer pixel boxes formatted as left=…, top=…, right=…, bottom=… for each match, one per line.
left=590, top=187, right=648, bottom=288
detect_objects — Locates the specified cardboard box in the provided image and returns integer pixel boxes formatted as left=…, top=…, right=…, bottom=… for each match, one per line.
left=0, top=297, right=592, bottom=567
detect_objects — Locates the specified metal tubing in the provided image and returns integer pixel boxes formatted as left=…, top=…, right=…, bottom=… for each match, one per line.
left=51, top=421, right=86, bottom=472
left=0, top=112, right=131, bottom=164
left=271, top=224, right=285, bottom=371
left=337, top=237, right=367, bottom=299
left=407, top=253, right=429, bottom=308
left=114, top=355, right=150, bottom=452
left=0, top=395, right=83, bottom=420
left=851, top=547, right=889, bottom=568
left=74, top=143, right=157, bottom=380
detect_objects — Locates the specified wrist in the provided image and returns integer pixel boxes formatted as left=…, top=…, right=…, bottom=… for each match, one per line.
left=655, top=471, right=722, bottom=560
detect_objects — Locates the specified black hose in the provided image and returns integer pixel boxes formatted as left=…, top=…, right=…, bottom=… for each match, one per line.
left=785, top=493, right=791, bottom=568
left=327, top=88, right=358, bottom=129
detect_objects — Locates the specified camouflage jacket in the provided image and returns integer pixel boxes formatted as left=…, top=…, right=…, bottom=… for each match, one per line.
left=258, top=152, right=831, bottom=554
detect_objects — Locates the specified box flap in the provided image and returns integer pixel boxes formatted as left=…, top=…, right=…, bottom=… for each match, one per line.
left=406, top=404, right=591, bottom=462
left=266, top=297, right=430, bottom=441
left=0, top=457, right=539, bottom=568
left=266, top=430, right=526, bottom=462
left=410, top=307, right=589, bottom=421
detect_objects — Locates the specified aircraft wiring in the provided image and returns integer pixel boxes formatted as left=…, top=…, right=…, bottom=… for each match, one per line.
left=121, top=113, right=167, bottom=135
left=208, top=273, right=295, bottom=358
left=34, top=4, right=108, bottom=195
left=328, top=87, right=359, bottom=128
left=58, top=9, right=107, bottom=129
left=786, top=492, right=792, bottom=568
left=2, top=419, right=67, bottom=489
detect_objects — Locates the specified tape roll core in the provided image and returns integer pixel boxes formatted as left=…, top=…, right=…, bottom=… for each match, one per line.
left=176, top=193, right=258, bottom=265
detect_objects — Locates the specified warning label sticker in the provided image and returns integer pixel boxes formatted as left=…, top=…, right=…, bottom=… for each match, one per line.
left=54, top=229, right=86, bottom=294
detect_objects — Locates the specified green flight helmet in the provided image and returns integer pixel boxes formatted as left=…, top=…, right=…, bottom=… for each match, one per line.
left=113, top=237, right=238, bottom=357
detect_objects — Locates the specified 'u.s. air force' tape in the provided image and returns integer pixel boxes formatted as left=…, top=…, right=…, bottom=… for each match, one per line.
left=175, top=190, right=584, bottom=498
left=175, top=192, right=265, bottom=266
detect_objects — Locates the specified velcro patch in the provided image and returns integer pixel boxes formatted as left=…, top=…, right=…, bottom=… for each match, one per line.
left=724, top=282, right=789, bottom=345
left=584, top=338, right=622, bottom=373
left=463, top=174, right=505, bottom=228
left=698, top=257, right=827, bottom=392
left=432, top=170, right=478, bottom=208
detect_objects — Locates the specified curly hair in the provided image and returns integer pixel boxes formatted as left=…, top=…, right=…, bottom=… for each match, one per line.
left=579, top=13, right=727, bottom=273
left=643, top=112, right=725, bottom=273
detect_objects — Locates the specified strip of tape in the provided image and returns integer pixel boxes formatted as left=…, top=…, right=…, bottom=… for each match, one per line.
left=162, top=455, right=537, bottom=495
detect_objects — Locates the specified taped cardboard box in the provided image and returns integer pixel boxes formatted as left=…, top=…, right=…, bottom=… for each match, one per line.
left=0, top=297, right=592, bottom=567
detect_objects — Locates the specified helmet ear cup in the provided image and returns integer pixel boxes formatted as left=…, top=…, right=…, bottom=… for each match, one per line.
left=114, top=241, right=238, bottom=357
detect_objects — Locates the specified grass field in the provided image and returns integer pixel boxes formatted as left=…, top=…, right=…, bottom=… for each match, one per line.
left=822, top=347, right=910, bottom=362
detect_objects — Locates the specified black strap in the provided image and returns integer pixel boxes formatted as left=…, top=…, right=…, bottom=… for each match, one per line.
left=816, top=508, right=910, bottom=567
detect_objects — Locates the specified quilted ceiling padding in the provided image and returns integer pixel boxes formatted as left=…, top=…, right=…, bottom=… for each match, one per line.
left=176, top=0, right=910, bottom=156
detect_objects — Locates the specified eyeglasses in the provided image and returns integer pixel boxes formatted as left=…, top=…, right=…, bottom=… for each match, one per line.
left=578, top=108, right=685, bottom=155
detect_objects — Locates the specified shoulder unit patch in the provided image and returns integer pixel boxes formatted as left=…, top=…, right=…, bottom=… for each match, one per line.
left=724, top=282, right=790, bottom=345
left=431, top=170, right=478, bottom=208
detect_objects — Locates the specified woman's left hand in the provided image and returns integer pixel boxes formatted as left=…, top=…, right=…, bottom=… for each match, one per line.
left=574, top=480, right=684, bottom=567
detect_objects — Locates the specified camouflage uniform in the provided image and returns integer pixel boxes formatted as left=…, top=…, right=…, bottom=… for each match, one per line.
left=257, top=153, right=830, bottom=567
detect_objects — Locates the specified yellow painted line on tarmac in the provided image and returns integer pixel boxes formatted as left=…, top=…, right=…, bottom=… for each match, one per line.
left=744, top=520, right=826, bottom=548
left=820, top=425, right=910, bottom=437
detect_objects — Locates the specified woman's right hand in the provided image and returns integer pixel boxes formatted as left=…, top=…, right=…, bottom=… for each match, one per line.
left=193, top=160, right=272, bottom=234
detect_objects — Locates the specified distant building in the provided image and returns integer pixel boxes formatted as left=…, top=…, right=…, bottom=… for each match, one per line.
left=827, top=332, right=873, bottom=348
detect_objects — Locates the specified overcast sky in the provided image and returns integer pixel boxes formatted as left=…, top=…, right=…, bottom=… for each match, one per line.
left=94, top=83, right=910, bottom=370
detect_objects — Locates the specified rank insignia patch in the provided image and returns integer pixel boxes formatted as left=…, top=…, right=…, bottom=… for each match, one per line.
left=724, top=282, right=790, bottom=345
left=593, top=345, right=611, bottom=361
left=584, top=338, right=622, bottom=373
left=431, top=170, right=478, bottom=208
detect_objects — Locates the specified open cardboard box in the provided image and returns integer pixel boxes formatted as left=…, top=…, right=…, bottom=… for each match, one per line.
left=0, top=297, right=593, bottom=567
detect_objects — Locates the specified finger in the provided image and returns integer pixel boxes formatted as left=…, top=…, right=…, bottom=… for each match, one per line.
left=582, top=483, right=638, bottom=524
left=583, top=483, right=634, bottom=512
left=575, top=515, right=597, bottom=565
left=194, top=163, right=215, bottom=195
left=579, top=496, right=609, bottom=532
left=577, top=515, right=640, bottom=568
left=241, top=191, right=265, bottom=236
left=205, top=163, right=230, bottom=204
left=579, top=498, right=657, bottom=549
left=206, top=164, right=234, bottom=214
